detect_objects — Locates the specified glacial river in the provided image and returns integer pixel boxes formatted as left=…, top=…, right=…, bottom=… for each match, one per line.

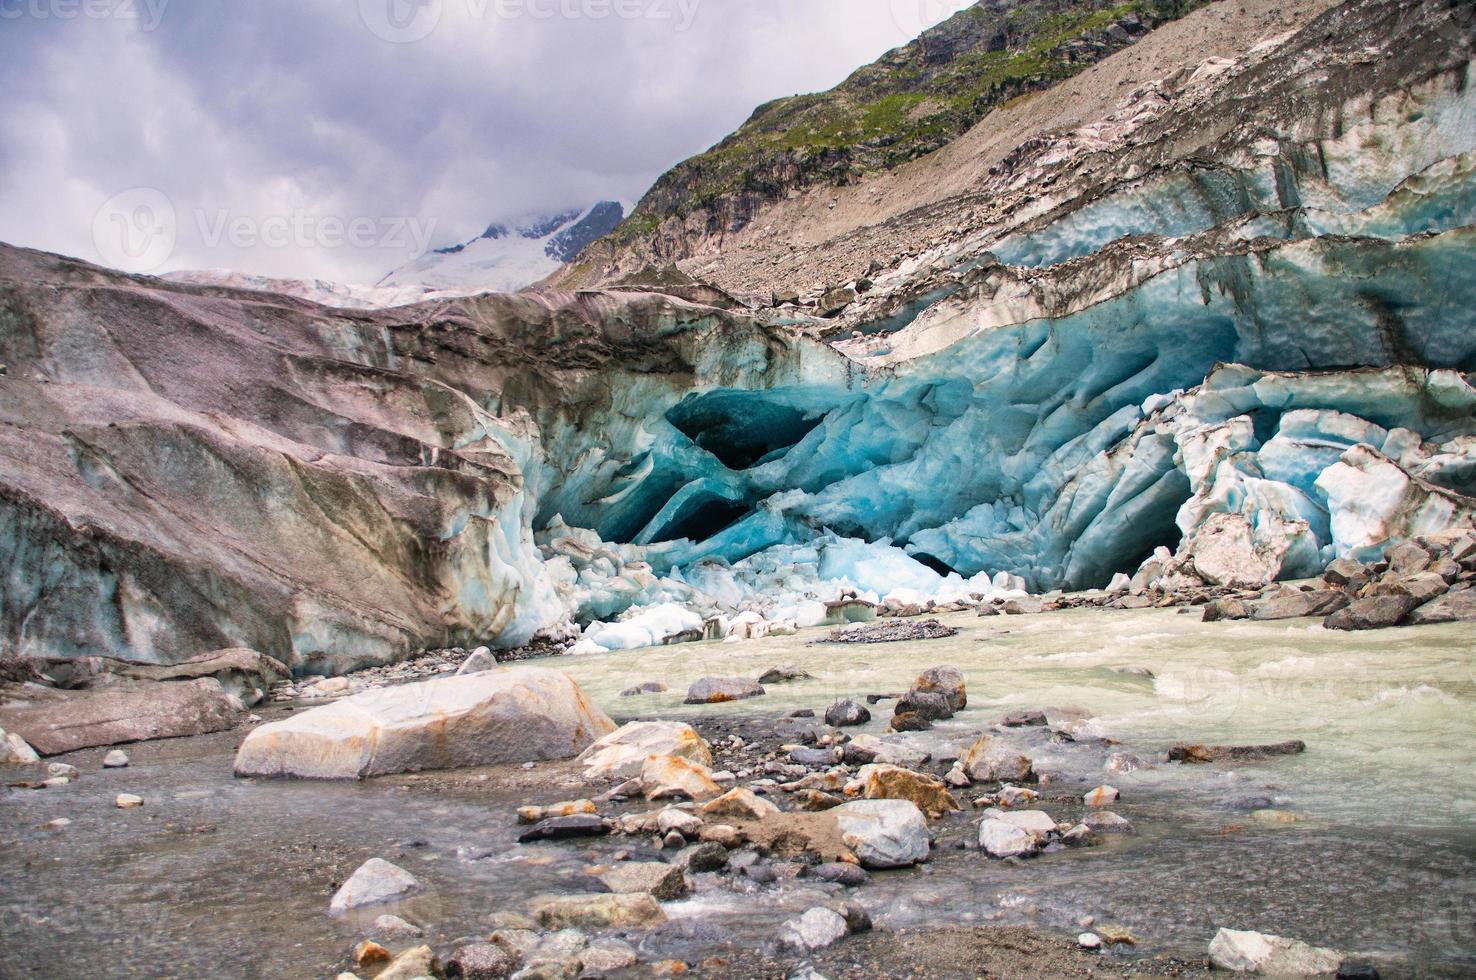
left=1, top=606, right=1472, bottom=978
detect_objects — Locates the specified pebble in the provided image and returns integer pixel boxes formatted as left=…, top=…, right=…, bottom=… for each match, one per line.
left=372, top=913, right=422, bottom=939
left=102, top=750, right=130, bottom=768
left=1078, top=932, right=1103, bottom=950
left=1083, top=785, right=1119, bottom=807
left=48, top=763, right=79, bottom=780
left=115, top=793, right=144, bottom=809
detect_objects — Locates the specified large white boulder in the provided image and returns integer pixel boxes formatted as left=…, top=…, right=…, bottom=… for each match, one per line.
left=234, top=667, right=614, bottom=779
left=577, top=720, right=712, bottom=780
left=1207, top=928, right=1343, bottom=974
left=831, top=799, right=930, bottom=869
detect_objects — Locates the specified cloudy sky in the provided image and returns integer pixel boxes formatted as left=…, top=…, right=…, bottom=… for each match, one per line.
left=0, top=0, right=971, bottom=284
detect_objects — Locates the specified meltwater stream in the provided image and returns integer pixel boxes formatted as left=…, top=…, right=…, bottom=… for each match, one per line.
left=1, top=607, right=1473, bottom=978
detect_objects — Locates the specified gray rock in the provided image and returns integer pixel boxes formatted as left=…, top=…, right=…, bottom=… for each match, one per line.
left=372, top=913, right=423, bottom=939
left=1377, top=571, right=1449, bottom=605
left=817, top=286, right=856, bottom=317
left=684, top=677, right=766, bottom=704
left=778, top=907, right=849, bottom=950
left=790, top=746, right=840, bottom=766
left=235, top=667, right=614, bottom=779
left=0, top=678, right=240, bottom=756
left=913, top=666, right=967, bottom=711
left=1322, top=557, right=1369, bottom=587
left=1207, top=928, right=1343, bottom=974
left=457, top=647, right=499, bottom=675
left=1407, top=590, right=1476, bottom=624
left=831, top=799, right=930, bottom=869
left=677, top=841, right=729, bottom=872
left=1000, top=710, right=1046, bottom=727
left=577, top=939, right=638, bottom=975
left=446, top=942, right=516, bottom=979
left=0, top=728, right=40, bottom=765
left=1083, top=811, right=1134, bottom=834
left=597, top=861, right=687, bottom=900
left=758, top=664, right=813, bottom=684
left=1324, top=594, right=1421, bottom=630
left=1384, top=541, right=1433, bottom=574
left=978, top=818, right=1038, bottom=858
left=329, top=858, right=421, bottom=914
left=620, top=681, right=668, bottom=696
left=893, top=690, right=952, bottom=722
left=1248, top=590, right=1350, bottom=620
left=810, top=862, right=869, bottom=887
left=518, top=814, right=610, bottom=843
left=102, top=749, right=130, bottom=768
left=824, top=698, right=871, bottom=727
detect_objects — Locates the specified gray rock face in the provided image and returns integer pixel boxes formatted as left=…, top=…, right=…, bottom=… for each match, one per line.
left=824, top=698, right=871, bottom=727
left=329, top=858, right=422, bottom=914
left=683, top=677, right=766, bottom=704
left=233, top=667, right=614, bottom=779
left=0, top=678, right=239, bottom=756
left=831, top=799, right=930, bottom=869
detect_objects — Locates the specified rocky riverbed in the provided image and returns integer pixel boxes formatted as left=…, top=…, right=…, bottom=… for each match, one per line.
left=2, top=604, right=1474, bottom=979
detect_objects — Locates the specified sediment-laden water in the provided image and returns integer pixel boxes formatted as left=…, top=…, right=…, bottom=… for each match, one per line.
left=1, top=607, right=1472, bottom=978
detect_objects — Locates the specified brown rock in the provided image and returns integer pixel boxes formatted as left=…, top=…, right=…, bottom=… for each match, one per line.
left=1168, top=740, right=1305, bottom=763
left=912, top=666, right=967, bottom=711
left=700, top=787, right=780, bottom=821
left=851, top=764, right=959, bottom=818
left=1324, top=594, right=1421, bottom=630
left=354, top=941, right=392, bottom=969
left=0, top=678, right=239, bottom=755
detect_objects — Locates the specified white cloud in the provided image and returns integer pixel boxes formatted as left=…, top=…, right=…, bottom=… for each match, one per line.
left=0, top=0, right=972, bottom=284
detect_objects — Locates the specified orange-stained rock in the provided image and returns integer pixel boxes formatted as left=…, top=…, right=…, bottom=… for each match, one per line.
left=849, top=764, right=959, bottom=817
left=642, top=754, right=722, bottom=801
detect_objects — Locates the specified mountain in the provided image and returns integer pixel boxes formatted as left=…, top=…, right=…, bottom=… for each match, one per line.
left=381, top=201, right=625, bottom=293
left=551, top=0, right=1211, bottom=290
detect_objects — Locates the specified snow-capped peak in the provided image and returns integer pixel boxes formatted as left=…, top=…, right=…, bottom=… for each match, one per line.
left=379, top=201, right=625, bottom=293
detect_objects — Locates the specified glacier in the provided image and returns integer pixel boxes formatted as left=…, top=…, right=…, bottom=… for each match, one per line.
left=0, top=0, right=1472, bottom=672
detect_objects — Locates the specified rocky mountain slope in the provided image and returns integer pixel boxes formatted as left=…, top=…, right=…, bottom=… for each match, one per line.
left=554, top=0, right=1212, bottom=288
left=0, top=0, right=1472, bottom=677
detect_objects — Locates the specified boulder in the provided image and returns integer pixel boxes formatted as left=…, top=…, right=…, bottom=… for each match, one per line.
left=843, top=734, right=929, bottom=768
left=0, top=727, right=40, bottom=765
left=444, top=942, right=515, bottom=979
left=517, top=800, right=597, bottom=824
left=1322, top=557, right=1369, bottom=587
left=597, top=862, right=687, bottom=900
left=1207, top=928, right=1343, bottom=974
left=1375, top=571, right=1449, bottom=605
left=831, top=799, right=930, bottom=869
left=456, top=647, right=499, bottom=675
left=978, top=818, right=1038, bottom=859
left=578, top=940, right=639, bottom=975
left=757, top=664, right=813, bottom=684
left=0, top=678, right=240, bottom=756
left=912, top=666, right=967, bottom=711
left=824, top=699, right=871, bottom=727
left=684, top=677, right=766, bottom=704
left=235, top=667, right=613, bottom=779
left=778, top=907, right=849, bottom=950
left=893, top=690, right=953, bottom=723
left=817, top=286, right=856, bottom=317
left=850, top=764, right=959, bottom=817
left=1323, top=595, right=1421, bottom=631
left=960, top=736, right=1035, bottom=783
left=994, top=809, right=1057, bottom=839
left=1168, top=741, right=1305, bottom=763
left=329, top=858, right=422, bottom=915
left=620, top=681, right=668, bottom=697
left=1083, top=811, right=1134, bottom=834
left=1407, top=590, right=1476, bottom=624
left=1201, top=597, right=1252, bottom=622
left=532, top=893, right=666, bottom=931
left=518, top=814, right=610, bottom=843
left=700, top=787, right=780, bottom=821
left=377, top=945, right=443, bottom=980
left=641, top=754, right=721, bottom=801
left=1248, top=591, right=1350, bottom=621
left=577, top=721, right=711, bottom=780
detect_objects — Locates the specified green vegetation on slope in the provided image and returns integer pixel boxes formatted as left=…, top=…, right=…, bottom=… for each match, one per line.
left=616, top=0, right=1207, bottom=240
